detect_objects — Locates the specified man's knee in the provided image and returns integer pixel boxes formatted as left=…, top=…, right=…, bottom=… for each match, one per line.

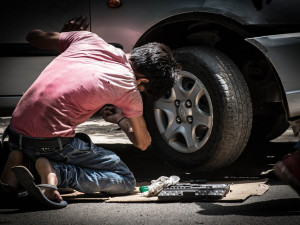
left=101, top=178, right=136, bottom=195
left=121, top=175, right=136, bottom=193
left=126, top=177, right=136, bottom=192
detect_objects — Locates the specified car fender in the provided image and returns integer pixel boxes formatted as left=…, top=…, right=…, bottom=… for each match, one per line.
left=246, top=33, right=300, bottom=133
left=90, top=0, right=300, bottom=52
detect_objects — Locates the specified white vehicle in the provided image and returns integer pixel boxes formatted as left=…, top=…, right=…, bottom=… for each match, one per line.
left=1, top=0, right=300, bottom=171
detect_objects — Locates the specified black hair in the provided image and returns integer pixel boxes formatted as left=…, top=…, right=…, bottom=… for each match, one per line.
left=130, top=42, right=180, bottom=100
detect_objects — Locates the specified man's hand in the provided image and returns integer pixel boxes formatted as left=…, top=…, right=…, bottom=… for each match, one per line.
left=99, top=105, right=151, bottom=150
left=60, top=16, right=89, bottom=32
left=100, top=105, right=123, bottom=124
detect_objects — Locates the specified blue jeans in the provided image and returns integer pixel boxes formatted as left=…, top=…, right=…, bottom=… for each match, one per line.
left=7, top=132, right=136, bottom=195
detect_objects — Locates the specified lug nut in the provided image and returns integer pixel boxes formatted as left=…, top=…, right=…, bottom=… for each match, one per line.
left=185, top=100, right=192, bottom=108
left=175, top=100, right=180, bottom=108
left=176, top=116, right=182, bottom=124
left=187, top=116, right=193, bottom=124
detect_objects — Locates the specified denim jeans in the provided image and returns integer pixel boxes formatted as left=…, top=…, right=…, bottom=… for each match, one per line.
left=7, top=131, right=136, bottom=195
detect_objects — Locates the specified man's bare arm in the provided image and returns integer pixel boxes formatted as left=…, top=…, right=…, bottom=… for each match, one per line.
left=26, top=16, right=89, bottom=51
left=26, top=30, right=60, bottom=51
left=119, top=116, right=151, bottom=151
left=101, top=105, right=151, bottom=150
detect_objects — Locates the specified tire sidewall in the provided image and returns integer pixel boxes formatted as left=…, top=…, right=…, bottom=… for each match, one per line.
left=144, top=46, right=252, bottom=170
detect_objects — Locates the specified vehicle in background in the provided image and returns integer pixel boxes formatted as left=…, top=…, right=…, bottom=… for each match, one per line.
left=1, top=0, right=300, bottom=171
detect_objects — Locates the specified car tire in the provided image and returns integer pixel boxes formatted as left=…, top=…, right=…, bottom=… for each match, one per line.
left=144, top=46, right=253, bottom=171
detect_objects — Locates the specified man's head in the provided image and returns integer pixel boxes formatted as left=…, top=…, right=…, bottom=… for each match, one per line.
left=129, top=42, right=180, bottom=100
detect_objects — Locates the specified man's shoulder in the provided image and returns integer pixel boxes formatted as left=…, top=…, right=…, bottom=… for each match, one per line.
left=61, top=31, right=102, bottom=43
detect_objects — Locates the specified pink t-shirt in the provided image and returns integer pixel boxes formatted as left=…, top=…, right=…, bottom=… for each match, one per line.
left=11, top=31, right=143, bottom=137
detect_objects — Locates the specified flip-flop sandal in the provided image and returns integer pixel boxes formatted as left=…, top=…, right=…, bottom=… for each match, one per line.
left=11, top=166, right=67, bottom=209
left=1, top=179, right=28, bottom=199
left=0, top=180, right=18, bottom=197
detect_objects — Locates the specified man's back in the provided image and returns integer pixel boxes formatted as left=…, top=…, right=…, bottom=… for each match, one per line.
left=11, top=31, right=142, bottom=138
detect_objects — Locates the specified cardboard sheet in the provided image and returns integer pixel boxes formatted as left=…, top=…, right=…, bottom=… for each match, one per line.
left=61, top=179, right=269, bottom=203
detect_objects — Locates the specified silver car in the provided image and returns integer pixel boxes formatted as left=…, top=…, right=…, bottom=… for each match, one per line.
left=1, top=0, right=300, bottom=171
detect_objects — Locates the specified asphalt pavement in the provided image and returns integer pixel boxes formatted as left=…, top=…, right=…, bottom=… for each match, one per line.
left=1, top=115, right=300, bottom=225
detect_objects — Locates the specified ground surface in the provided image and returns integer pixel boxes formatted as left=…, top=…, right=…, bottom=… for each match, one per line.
left=1, top=116, right=300, bottom=225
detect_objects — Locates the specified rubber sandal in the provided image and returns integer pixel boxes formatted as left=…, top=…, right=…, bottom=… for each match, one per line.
left=0, top=180, right=18, bottom=197
left=11, top=166, right=67, bottom=209
left=1, top=178, right=29, bottom=199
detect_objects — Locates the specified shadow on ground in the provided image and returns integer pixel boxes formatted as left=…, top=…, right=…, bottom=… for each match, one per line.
left=196, top=198, right=300, bottom=216
left=1, top=140, right=297, bottom=183
left=99, top=140, right=297, bottom=182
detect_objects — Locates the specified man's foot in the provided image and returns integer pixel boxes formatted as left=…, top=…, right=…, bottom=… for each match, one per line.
left=273, top=149, right=300, bottom=195
left=42, top=187, right=63, bottom=203
left=0, top=150, right=24, bottom=189
left=35, top=157, right=63, bottom=203
left=12, top=166, right=67, bottom=209
left=0, top=181, right=19, bottom=199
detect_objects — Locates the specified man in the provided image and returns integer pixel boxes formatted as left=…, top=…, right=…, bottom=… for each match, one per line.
left=273, top=141, right=300, bottom=195
left=0, top=16, right=180, bottom=205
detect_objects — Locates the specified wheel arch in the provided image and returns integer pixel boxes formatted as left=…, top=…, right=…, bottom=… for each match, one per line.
left=135, top=11, right=288, bottom=122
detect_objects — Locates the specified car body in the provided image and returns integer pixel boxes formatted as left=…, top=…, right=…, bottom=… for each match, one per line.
left=1, top=0, right=300, bottom=171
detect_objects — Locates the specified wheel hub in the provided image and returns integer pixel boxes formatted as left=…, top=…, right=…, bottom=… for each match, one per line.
left=176, top=99, right=193, bottom=124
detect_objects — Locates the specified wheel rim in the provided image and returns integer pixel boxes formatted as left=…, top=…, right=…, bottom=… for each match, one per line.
left=154, top=70, right=213, bottom=153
